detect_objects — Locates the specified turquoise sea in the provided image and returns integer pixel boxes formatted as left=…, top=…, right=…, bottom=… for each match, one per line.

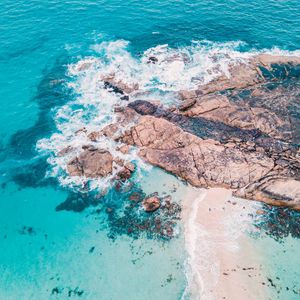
left=1, top=0, right=300, bottom=299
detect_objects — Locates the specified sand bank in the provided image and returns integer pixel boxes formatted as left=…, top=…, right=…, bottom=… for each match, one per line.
left=183, top=188, right=271, bottom=300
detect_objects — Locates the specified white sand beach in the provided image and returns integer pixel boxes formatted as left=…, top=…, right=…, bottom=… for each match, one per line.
left=183, top=188, right=271, bottom=300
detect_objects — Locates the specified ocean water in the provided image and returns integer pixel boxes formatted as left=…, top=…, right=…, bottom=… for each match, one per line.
left=1, top=0, right=300, bottom=299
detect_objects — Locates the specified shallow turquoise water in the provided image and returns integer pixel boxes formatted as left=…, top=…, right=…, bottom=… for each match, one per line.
left=1, top=0, right=300, bottom=299
left=0, top=169, right=189, bottom=299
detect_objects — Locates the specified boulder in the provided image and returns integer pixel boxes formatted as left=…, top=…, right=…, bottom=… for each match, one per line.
left=57, top=146, right=73, bottom=157
left=116, top=162, right=135, bottom=181
left=117, top=144, right=130, bottom=154
left=67, top=148, right=113, bottom=178
left=142, top=196, right=161, bottom=212
left=88, top=131, right=101, bottom=141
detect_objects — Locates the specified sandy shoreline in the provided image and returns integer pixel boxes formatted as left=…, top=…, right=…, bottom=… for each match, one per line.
left=182, top=187, right=271, bottom=300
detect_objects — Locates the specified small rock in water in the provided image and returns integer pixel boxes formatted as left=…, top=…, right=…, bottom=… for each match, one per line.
left=125, top=162, right=135, bottom=172
left=117, top=162, right=135, bottom=181
left=106, top=207, right=113, bottom=213
left=120, top=95, right=129, bottom=101
left=57, top=146, right=73, bottom=157
left=87, top=131, right=101, bottom=141
left=142, top=196, right=161, bottom=212
left=117, top=168, right=132, bottom=180
left=19, top=226, right=36, bottom=236
left=147, top=56, right=158, bottom=64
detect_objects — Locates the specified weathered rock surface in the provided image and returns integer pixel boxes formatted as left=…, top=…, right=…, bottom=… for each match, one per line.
left=124, top=114, right=300, bottom=210
left=67, top=148, right=113, bottom=178
left=129, top=115, right=274, bottom=188
left=119, top=54, right=300, bottom=210
left=183, top=93, right=289, bottom=140
left=142, top=196, right=161, bottom=212
left=116, top=162, right=135, bottom=181
left=194, top=54, right=300, bottom=95
left=65, top=54, right=300, bottom=211
left=181, top=54, right=300, bottom=144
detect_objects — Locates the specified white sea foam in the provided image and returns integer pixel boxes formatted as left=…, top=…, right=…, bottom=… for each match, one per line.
left=36, top=39, right=300, bottom=191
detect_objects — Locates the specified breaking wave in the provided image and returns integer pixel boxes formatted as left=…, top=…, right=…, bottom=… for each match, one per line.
left=36, top=38, right=300, bottom=191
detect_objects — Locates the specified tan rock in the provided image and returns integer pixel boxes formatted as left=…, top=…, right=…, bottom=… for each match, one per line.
left=88, top=131, right=101, bottom=141
left=183, top=94, right=289, bottom=140
left=57, top=146, right=73, bottom=157
left=117, top=114, right=300, bottom=210
left=117, top=144, right=130, bottom=154
left=116, top=162, right=135, bottom=181
left=142, top=196, right=161, bottom=212
left=129, top=116, right=274, bottom=190
left=67, top=148, right=113, bottom=178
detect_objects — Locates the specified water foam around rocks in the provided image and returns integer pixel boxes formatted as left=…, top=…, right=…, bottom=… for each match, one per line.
left=36, top=39, right=300, bottom=192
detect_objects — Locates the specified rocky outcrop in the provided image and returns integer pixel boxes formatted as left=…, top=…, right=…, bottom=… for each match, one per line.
left=123, top=114, right=300, bottom=210
left=65, top=54, right=300, bottom=211
left=180, top=54, right=300, bottom=144
left=102, top=75, right=139, bottom=95
left=67, top=145, right=136, bottom=181
left=128, top=115, right=274, bottom=188
left=193, top=54, right=300, bottom=95
left=182, top=94, right=289, bottom=140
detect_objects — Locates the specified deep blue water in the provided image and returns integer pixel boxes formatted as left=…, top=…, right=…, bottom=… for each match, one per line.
left=0, top=0, right=300, bottom=299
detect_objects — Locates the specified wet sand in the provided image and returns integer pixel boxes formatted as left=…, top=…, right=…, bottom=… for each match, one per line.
left=183, top=187, right=271, bottom=300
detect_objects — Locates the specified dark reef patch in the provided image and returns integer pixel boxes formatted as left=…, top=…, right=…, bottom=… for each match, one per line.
left=254, top=205, right=300, bottom=242
left=12, top=157, right=56, bottom=188
left=18, top=226, right=36, bottom=236
left=9, top=55, right=72, bottom=159
left=0, top=36, right=49, bottom=62
left=50, top=286, right=84, bottom=297
left=3, top=54, right=74, bottom=191
left=56, top=191, right=103, bottom=212
left=55, top=182, right=182, bottom=241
